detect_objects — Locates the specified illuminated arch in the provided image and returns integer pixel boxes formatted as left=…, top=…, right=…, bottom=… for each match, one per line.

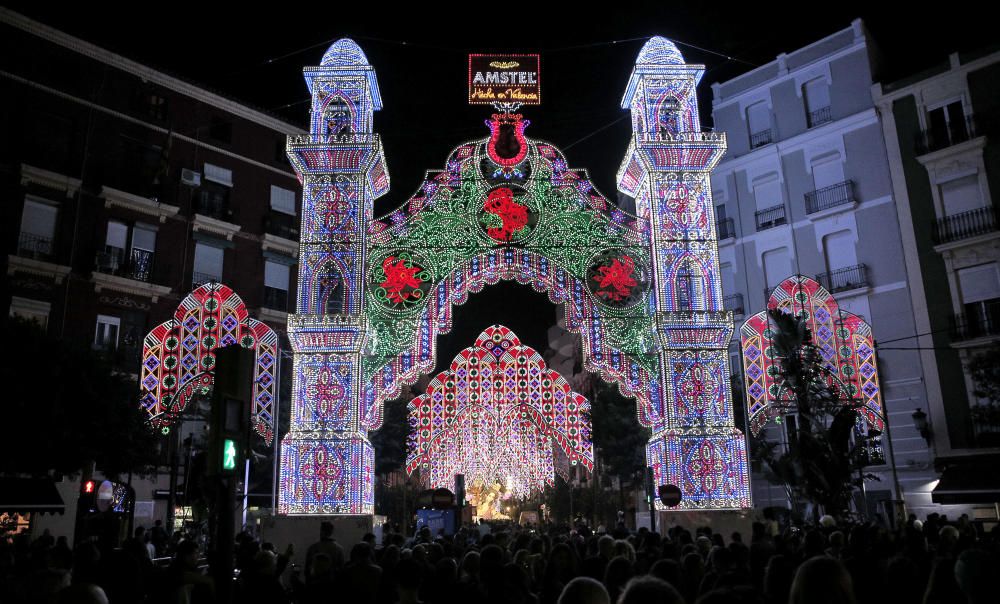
left=406, top=325, right=593, bottom=498
left=740, top=275, right=885, bottom=440
left=140, top=282, right=278, bottom=443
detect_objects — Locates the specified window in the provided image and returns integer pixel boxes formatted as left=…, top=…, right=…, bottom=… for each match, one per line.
left=117, top=135, right=163, bottom=197
left=928, top=101, right=969, bottom=149
left=763, top=248, right=792, bottom=292
left=803, top=78, right=831, bottom=127
left=324, top=100, right=352, bottom=136
left=199, top=164, right=233, bottom=219
left=820, top=230, right=866, bottom=292
left=209, top=116, right=232, bottom=144
left=264, top=260, right=291, bottom=311
left=98, top=220, right=129, bottom=272
left=811, top=155, right=845, bottom=191
left=204, top=163, right=233, bottom=187
left=19, top=198, right=58, bottom=259
left=193, top=242, right=224, bottom=286
left=958, top=264, right=1000, bottom=338
left=657, top=98, right=682, bottom=135
left=97, top=221, right=157, bottom=280
left=94, top=315, right=121, bottom=351
left=746, top=102, right=772, bottom=147
left=270, top=186, right=296, bottom=215
left=716, top=204, right=728, bottom=222
left=940, top=174, right=984, bottom=216
left=677, top=267, right=694, bottom=310
left=753, top=177, right=782, bottom=211
left=9, top=297, right=51, bottom=330
left=822, top=230, right=857, bottom=273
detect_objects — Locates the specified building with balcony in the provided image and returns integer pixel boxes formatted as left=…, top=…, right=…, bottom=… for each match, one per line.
left=710, top=20, right=946, bottom=517
left=1, top=8, right=303, bottom=536
left=874, top=48, right=1000, bottom=508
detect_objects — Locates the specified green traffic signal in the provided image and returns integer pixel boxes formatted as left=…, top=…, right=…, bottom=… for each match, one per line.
left=223, top=439, right=237, bottom=471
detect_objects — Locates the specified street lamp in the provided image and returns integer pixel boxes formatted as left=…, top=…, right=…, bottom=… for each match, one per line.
left=912, top=408, right=931, bottom=445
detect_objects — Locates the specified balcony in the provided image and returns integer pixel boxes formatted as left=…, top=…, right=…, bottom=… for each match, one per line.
left=951, top=300, right=1000, bottom=342
left=94, top=247, right=155, bottom=283
left=816, top=264, right=869, bottom=293
left=749, top=129, right=774, bottom=149
left=805, top=181, right=855, bottom=214
left=263, top=210, right=300, bottom=241
left=263, top=286, right=290, bottom=312
left=932, top=206, right=998, bottom=245
left=716, top=217, right=736, bottom=240
left=192, top=272, right=221, bottom=289
left=17, top=232, right=54, bottom=261
left=807, top=106, right=832, bottom=129
left=723, top=293, right=745, bottom=316
left=915, top=115, right=977, bottom=155
left=755, top=204, right=786, bottom=231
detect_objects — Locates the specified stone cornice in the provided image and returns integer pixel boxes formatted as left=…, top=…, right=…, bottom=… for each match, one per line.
left=91, top=271, right=172, bottom=303
left=192, top=213, right=242, bottom=240
left=101, top=186, right=180, bottom=223
left=262, top=233, right=300, bottom=258
left=20, top=164, right=81, bottom=196
left=7, top=254, right=71, bottom=284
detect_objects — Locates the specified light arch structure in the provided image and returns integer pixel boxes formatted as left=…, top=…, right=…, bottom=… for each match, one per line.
left=740, top=275, right=885, bottom=460
left=406, top=325, right=592, bottom=499
left=278, top=37, right=751, bottom=515
left=140, top=282, right=279, bottom=443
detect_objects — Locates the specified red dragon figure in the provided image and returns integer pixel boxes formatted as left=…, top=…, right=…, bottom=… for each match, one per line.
left=483, top=187, right=529, bottom=242
left=593, top=255, right=638, bottom=302
left=379, top=256, right=424, bottom=304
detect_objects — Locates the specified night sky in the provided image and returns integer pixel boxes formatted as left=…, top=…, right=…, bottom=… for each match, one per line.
left=8, top=3, right=995, bottom=374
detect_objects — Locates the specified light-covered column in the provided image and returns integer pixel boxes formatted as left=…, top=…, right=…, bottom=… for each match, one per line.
left=618, top=37, right=751, bottom=510
left=279, top=39, right=389, bottom=515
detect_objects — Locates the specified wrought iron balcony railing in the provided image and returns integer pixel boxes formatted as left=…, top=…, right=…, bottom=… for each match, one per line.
left=951, top=301, right=1000, bottom=342
left=263, top=286, right=290, bottom=312
left=716, top=217, right=736, bottom=240
left=755, top=204, right=787, bottom=231
left=750, top=128, right=774, bottom=149
left=915, top=115, right=977, bottom=155
left=805, top=181, right=855, bottom=214
left=807, top=106, right=832, bottom=128
left=932, top=206, right=998, bottom=245
left=816, top=264, right=869, bottom=293
left=17, top=232, right=54, bottom=261
left=723, top=293, right=745, bottom=316
left=94, top=247, right=155, bottom=282
left=192, top=272, right=220, bottom=289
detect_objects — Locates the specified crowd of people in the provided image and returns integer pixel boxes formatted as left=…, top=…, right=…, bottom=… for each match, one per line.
left=1, top=512, right=997, bottom=603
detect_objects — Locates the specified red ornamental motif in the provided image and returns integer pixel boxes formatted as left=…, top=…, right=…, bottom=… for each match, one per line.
left=483, top=188, right=529, bottom=241
left=379, top=256, right=424, bottom=304
left=300, top=445, right=343, bottom=501
left=309, top=367, right=346, bottom=420
left=594, top=255, right=638, bottom=302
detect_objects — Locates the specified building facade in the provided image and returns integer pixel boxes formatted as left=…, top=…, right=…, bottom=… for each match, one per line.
left=873, top=48, right=1000, bottom=509
left=1, top=8, right=303, bottom=536
left=710, top=21, right=945, bottom=517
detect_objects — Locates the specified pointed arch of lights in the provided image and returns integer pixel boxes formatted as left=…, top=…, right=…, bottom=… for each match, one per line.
left=741, top=275, right=885, bottom=460
left=406, top=325, right=593, bottom=498
left=140, top=282, right=278, bottom=443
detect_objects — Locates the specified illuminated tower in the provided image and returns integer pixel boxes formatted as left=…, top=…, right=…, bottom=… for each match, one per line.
left=618, top=38, right=751, bottom=509
left=279, top=39, right=389, bottom=514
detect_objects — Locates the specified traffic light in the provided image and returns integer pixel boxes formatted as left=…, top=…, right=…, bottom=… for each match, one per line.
left=222, top=438, right=238, bottom=472
left=208, top=346, right=253, bottom=477
left=79, top=480, right=97, bottom=513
